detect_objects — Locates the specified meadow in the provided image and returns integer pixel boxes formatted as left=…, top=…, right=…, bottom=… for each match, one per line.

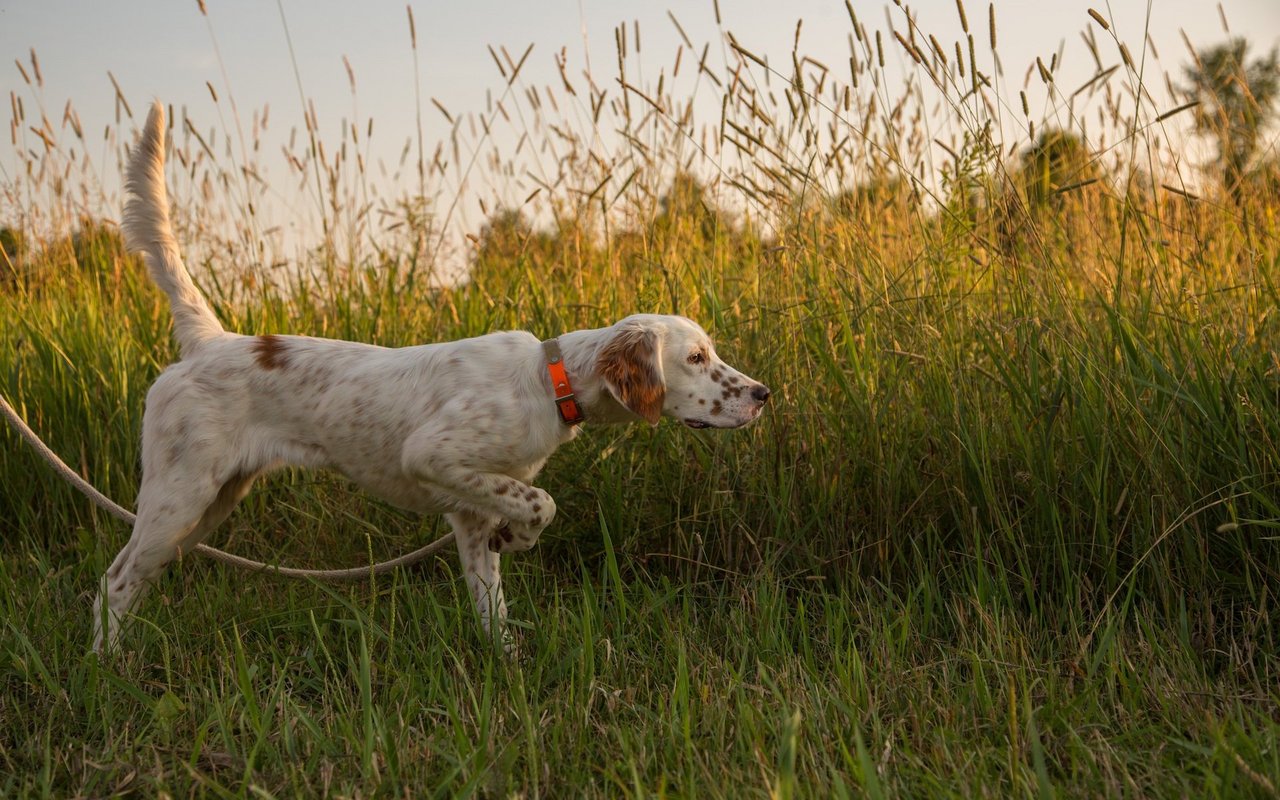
left=2, top=2, right=1279, bottom=796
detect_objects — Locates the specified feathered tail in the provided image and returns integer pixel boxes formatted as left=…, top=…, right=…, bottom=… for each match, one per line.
left=122, top=101, right=224, bottom=357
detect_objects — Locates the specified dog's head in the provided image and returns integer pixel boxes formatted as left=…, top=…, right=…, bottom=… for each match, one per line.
left=596, top=314, right=770, bottom=429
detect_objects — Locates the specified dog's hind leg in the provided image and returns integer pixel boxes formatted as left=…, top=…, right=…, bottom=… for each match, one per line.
left=92, top=468, right=257, bottom=654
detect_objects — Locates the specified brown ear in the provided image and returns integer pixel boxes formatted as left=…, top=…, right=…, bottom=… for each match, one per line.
left=597, top=325, right=665, bottom=425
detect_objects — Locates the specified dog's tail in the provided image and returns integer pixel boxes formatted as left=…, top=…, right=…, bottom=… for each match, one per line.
left=122, top=101, right=224, bottom=357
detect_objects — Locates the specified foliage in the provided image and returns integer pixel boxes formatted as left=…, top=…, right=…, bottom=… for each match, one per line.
left=1183, top=37, right=1280, bottom=197
left=2, top=5, right=1279, bottom=797
left=1012, top=129, right=1102, bottom=206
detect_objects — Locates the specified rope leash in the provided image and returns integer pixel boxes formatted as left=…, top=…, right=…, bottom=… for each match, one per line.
left=0, top=391, right=455, bottom=582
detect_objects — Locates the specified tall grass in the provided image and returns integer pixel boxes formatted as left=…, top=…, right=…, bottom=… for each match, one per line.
left=2, top=1, right=1278, bottom=795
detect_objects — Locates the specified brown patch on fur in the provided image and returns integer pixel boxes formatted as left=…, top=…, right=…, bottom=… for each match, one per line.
left=496, top=483, right=510, bottom=495
left=597, top=325, right=665, bottom=425
left=711, top=399, right=723, bottom=415
left=252, top=334, right=289, bottom=370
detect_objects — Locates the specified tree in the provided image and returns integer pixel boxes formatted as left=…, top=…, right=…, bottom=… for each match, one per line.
left=469, top=207, right=557, bottom=276
left=0, top=226, right=22, bottom=266
left=1013, top=129, right=1099, bottom=207
left=1183, top=38, right=1280, bottom=199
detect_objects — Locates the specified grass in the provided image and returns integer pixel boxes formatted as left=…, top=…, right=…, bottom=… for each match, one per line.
left=3, top=547, right=1275, bottom=796
left=3, top=0, right=1280, bottom=796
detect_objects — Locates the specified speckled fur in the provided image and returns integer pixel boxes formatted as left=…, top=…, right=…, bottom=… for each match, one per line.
left=93, top=103, right=770, bottom=655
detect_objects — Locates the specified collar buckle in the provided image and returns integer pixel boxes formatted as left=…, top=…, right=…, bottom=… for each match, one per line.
left=555, top=392, right=582, bottom=423
left=543, top=338, right=584, bottom=426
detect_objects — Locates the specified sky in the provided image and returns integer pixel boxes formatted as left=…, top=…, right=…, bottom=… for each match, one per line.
left=3, top=0, right=1279, bottom=266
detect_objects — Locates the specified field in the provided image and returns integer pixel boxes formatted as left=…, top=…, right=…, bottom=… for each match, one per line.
left=3, top=2, right=1280, bottom=796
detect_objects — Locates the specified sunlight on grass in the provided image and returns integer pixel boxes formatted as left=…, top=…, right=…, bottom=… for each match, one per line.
left=2, top=0, right=1278, bottom=795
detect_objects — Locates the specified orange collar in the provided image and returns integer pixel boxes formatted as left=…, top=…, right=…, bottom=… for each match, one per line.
left=542, top=338, right=584, bottom=426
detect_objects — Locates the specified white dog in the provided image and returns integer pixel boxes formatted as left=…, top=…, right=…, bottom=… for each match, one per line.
left=93, top=103, right=770, bottom=653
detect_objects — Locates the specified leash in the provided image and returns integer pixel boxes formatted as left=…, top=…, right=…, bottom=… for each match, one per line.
left=0, top=391, right=455, bottom=582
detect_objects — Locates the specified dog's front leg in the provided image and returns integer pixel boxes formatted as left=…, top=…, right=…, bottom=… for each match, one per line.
left=446, top=510, right=514, bottom=652
left=402, top=424, right=556, bottom=552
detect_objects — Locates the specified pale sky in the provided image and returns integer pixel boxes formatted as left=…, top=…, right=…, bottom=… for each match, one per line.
left=3, top=0, right=1278, bottom=264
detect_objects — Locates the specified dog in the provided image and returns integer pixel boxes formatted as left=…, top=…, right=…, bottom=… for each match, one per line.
left=92, top=102, right=770, bottom=654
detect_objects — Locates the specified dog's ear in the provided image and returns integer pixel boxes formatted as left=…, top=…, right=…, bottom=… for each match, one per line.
left=597, top=324, right=665, bottom=425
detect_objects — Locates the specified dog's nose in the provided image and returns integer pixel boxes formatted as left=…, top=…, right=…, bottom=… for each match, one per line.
left=751, top=384, right=771, bottom=404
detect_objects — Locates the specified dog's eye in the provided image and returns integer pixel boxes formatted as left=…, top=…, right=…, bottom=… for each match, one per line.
left=687, top=351, right=705, bottom=365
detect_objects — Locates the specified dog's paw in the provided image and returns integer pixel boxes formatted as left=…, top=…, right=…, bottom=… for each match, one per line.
left=478, top=620, right=524, bottom=658
left=501, top=627, right=522, bottom=658
left=488, top=520, right=540, bottom=553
